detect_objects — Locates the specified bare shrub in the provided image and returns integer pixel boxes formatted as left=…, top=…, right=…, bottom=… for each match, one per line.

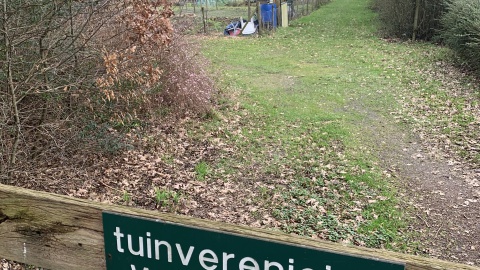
left=0, top=0, right=119, bottom=179
left=158, top=35, right=216, bottom=114
left=0, top=0, right=216, bottom=181
left=372, top=0, right=444, bottom=40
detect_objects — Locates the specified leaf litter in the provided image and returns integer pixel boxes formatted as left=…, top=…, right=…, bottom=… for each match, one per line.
left=380, top=51, right=480, bottom=265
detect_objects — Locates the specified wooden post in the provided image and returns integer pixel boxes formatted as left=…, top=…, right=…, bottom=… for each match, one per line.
left=201, top=6, right=206, bottom=33
left=1, top=184, right=480, bottom=270
left=248, top=0, right=251, bottom=20
left=257, top=1, right=262, bottom=34
left=412, top=0, right=420, bottom=41
left=271, top=3, right=275, bottom=30
left=288, top=0, right=292, bottom=20
left=276, top=0, right=281, bottom=28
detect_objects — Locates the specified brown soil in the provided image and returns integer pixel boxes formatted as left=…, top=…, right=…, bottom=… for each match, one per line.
left=352, top=66, right=480, bottom=266
left=400, top=143, right=480, bottom=266
left=369, top=114, right=479, bottom=266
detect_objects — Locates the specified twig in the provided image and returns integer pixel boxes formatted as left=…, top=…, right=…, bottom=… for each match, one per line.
left=98, top=179, right=122, bottom=192
left=434, top=223, right=443, bottom=238
left=416, top=214, right=430, bottom=228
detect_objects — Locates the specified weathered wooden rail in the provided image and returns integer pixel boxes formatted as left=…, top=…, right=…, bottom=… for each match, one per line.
left=0, top=183, right=479, bottom=270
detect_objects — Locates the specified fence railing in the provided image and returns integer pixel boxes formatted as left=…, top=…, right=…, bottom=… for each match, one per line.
left=288, top=0, right=329, bottom=20
left=171, top=0, right=330, bottom=34
left=0, top=183, right=479, bottom=270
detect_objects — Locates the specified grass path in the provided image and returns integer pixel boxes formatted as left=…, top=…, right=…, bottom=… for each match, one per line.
left=202, top=0, right=419, bottom=250
left=201, top=0, right=480, bottom=264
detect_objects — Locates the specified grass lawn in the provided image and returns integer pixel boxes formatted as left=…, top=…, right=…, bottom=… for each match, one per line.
left=197, top=0, right=434, bottom=251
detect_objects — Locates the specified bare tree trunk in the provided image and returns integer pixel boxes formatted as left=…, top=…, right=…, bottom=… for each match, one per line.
left=412, top=0, right=420, bottom=40
left=69, top=0, right=78, bottom=66
left=3, top=0, right=21, bottom=180
left=0, top=0, right=6, bottom=178
left=7, top=72, right=21, bottom=180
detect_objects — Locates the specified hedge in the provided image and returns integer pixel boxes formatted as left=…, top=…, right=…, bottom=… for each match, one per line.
left=371, top=0, right=444, bottom=40
left=439, top=0, right=480, bottom=72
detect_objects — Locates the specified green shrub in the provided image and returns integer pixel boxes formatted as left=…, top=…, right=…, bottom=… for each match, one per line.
left=439, top=0, right=480, bottom=72
left=371, top=0, right=445, bottom=40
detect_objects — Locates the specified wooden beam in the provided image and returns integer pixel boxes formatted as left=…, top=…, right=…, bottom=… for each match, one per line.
left=0, top=183, right=478, bottom=270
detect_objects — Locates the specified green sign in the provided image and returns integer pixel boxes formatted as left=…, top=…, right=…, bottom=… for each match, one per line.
left=103, top=212, right=405, bottom=270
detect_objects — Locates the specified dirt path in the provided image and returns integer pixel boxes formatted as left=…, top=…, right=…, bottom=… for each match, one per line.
left=399, top=142, right=480, bottom=265
left=354, top=78, right=480, bottom=266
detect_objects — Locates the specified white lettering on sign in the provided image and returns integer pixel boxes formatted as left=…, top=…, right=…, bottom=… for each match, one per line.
left=155, top=240, right=172, bottom=262
left=114, top=227, right=125, bottom=253
left=146, top=232, right=152, bottom=259
left=130, top=265, right=149, bottom=270
left=223, top=252, right=235, bottom=270
left=114, top=227, right=332, bottom=270
left=289, top=259, right=294, bottom=270
left=176, top=243, right=194, bottom=265
left=239, top=257, right=260, bottom=270
left=265, top=260, right=284, bottom=270
left=128, top=235, right=144, bottom=257
left=199, top=249, right=219, bottom=270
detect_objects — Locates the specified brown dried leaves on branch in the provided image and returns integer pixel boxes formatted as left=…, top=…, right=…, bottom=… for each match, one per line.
left=96, top=0, right=174, bottom=105
left=96, top=0, right=214, bottom=117
left=126, top=0, right=174, bottom=46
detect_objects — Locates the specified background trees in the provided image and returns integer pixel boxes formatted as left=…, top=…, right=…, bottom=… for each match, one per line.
left=371, top=0, right=480, bottom=74
left=370, top=0, right=444, bottom=40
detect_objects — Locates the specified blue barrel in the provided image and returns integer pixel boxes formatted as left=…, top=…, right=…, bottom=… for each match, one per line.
left=261, top=3, right=277, bottom=28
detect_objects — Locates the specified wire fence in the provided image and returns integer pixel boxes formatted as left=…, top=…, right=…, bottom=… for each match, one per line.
left=288, top=0, right=329, bottom=20
left=172, top=0, right=330, bottom=34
